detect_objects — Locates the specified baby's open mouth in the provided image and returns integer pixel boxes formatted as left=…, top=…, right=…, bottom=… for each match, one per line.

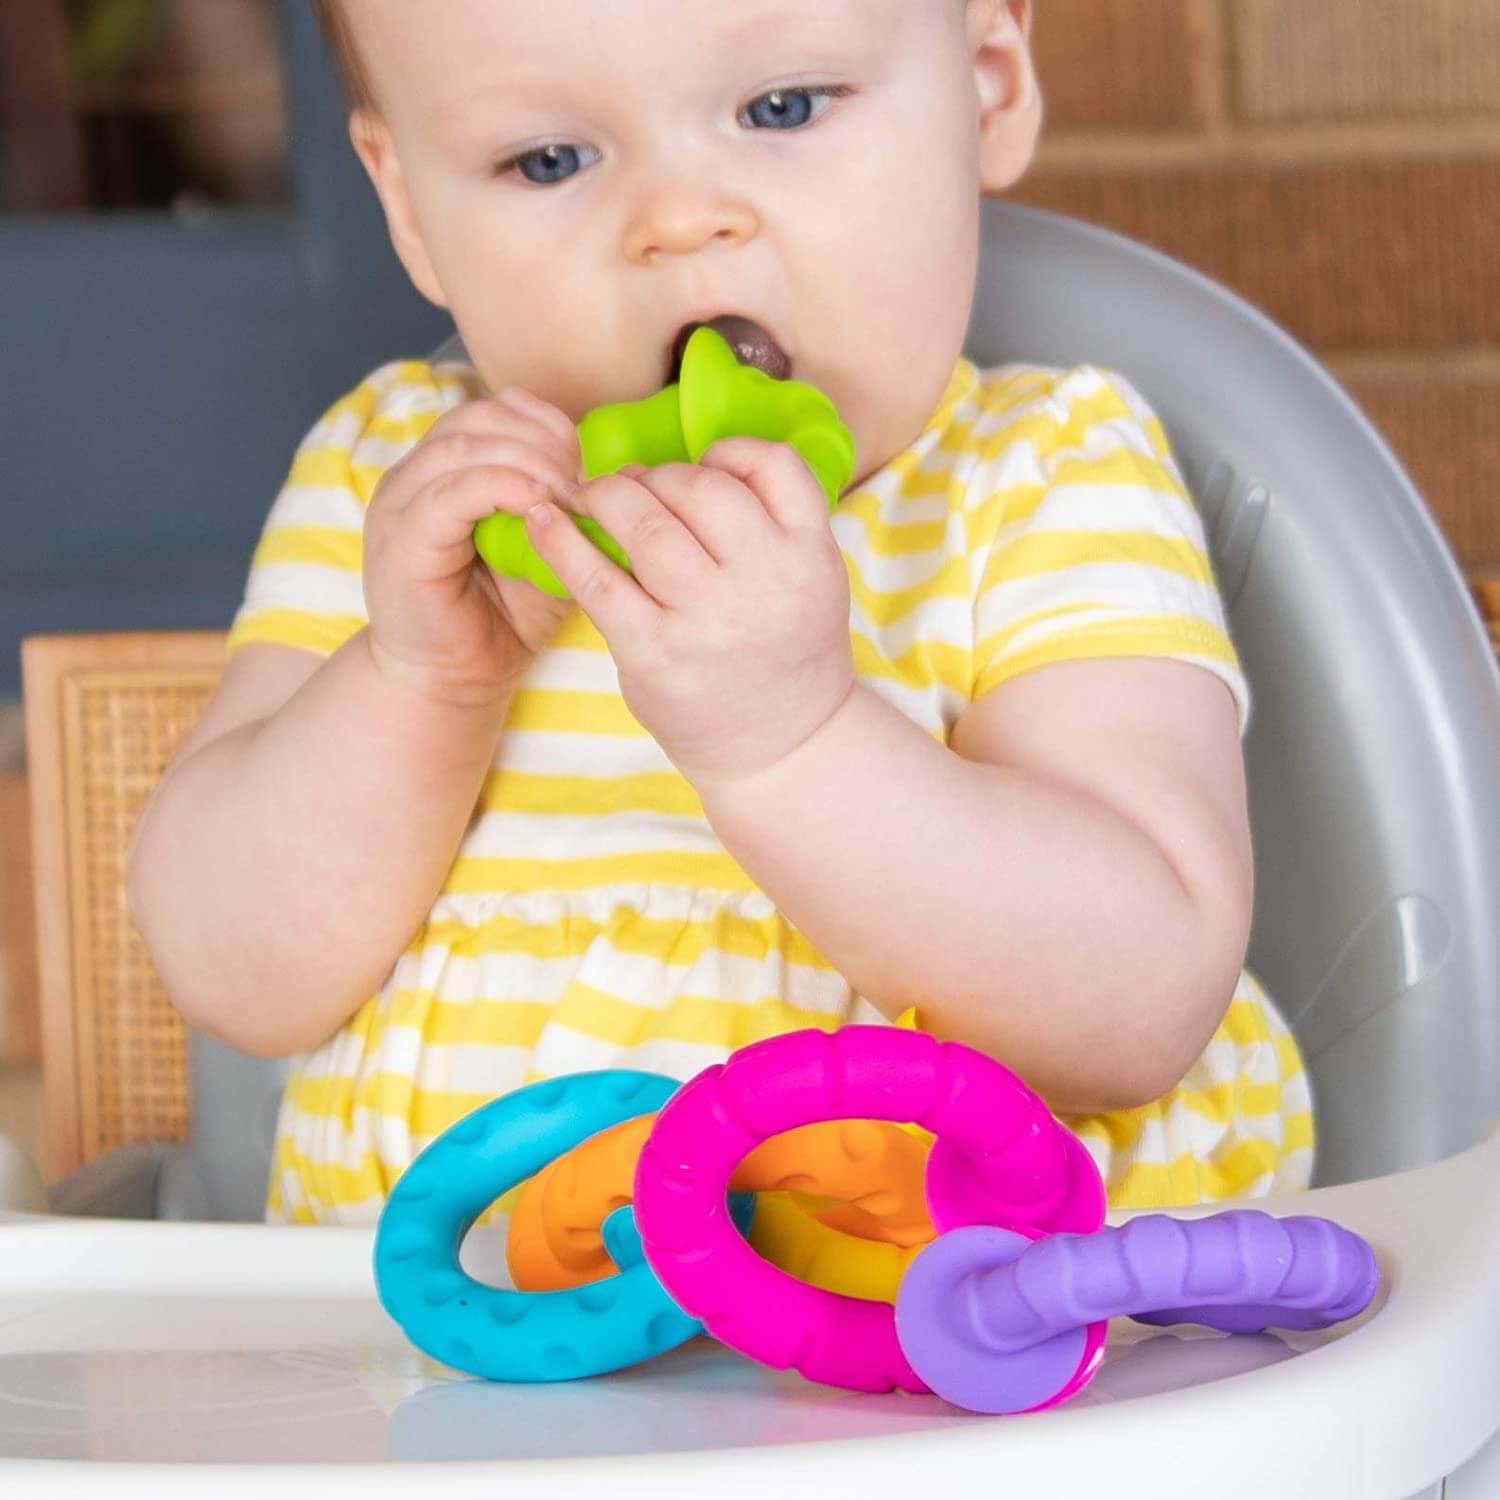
left=667, top=313, right=791, bottom=385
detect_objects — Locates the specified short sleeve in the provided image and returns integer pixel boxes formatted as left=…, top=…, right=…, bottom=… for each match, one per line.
left=226, top=359, right=478, bottom=661
left=967, top=364, right=1252, bottom=738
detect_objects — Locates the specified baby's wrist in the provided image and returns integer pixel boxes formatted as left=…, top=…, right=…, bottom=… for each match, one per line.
left=363, top=630, right=519, bottom=718
left=693, top=677, right=861, bottom=802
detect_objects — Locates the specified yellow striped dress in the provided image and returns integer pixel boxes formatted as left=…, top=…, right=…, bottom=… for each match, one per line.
left=228, top=351, right=1315, bottom=1229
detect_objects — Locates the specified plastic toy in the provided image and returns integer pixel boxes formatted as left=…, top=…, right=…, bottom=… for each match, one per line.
left=372, top=1070, right=753, bottom=1382
left=630, top=1027, right=1380, bottom=1407
left=508, top=1112, right=936, bottom=1298
left=630, top=1026, right=1106, bottom=1394
left=472, top=324, right=857, bottom=599
left=896, top=1212, right=1380, bottom=1414
left=734, top=1190, right=929, bottom=1303
left=375, top=1025, right=1379, bottom=1415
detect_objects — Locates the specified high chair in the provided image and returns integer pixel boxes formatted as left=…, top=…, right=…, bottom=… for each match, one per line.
left=3, top=201, right=1498, bottom=1497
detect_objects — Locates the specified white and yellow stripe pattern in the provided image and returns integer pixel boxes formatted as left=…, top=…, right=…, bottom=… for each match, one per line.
left=228, top=353, right=1313, bottom=1226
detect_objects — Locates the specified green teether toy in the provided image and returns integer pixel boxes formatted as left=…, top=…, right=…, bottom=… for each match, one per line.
left=472, top=325, right=856, bottom=600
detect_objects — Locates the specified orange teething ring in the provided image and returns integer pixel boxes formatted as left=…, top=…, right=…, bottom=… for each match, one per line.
left=508, top=1113, right=936, bottom=1292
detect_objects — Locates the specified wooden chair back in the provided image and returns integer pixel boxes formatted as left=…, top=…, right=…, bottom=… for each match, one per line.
left=22, top=631, right=226, bottom=1178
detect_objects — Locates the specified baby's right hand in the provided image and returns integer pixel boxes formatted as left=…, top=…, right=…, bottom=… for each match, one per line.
left=363, top=387, right=587, bottom=708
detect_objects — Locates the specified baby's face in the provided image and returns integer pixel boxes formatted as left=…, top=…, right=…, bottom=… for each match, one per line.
left=350, top=0, right=1039, bottom=488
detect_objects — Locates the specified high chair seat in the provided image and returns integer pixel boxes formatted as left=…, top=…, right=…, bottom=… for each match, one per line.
left=6, top=200, right=1499, bottom=1496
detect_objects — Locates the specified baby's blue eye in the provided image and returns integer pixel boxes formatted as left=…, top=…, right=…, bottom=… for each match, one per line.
left=493, top=84, right=850, bottom=186
left=501, top=142, right=601, bottom=186
left=740, top=84, right=850, bottom=130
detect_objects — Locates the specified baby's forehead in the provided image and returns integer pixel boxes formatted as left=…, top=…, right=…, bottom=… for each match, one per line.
left=356, top=0, right=905, bottom=101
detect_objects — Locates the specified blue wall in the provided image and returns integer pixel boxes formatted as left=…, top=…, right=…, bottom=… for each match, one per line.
left=0, top=0, right=452, bottom=696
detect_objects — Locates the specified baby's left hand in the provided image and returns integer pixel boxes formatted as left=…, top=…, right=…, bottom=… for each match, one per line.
left=523, top=437, right=853, bottom=788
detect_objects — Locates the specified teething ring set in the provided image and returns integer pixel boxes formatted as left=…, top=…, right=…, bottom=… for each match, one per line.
left=374, top=1026, right=1380, bottom=1413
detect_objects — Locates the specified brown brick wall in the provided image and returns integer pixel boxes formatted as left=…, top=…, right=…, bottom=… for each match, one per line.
left=1018, top=0, right=1500, bottom=569
left=1033, top=0, right=1216, bottom=132
left=1234, top=0, right=1500, bottom=124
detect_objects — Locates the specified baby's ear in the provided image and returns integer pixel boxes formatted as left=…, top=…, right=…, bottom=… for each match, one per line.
left=348, top=108, right=451, bottom=310
left=969, top=0, right=1043, bottom=195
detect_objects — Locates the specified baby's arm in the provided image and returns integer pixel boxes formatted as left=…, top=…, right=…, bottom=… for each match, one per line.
left=695, top=654, right=1253, bottom=1117
left=128, top=389, right=585, bottom=1058
left=126, top=635, right=514, bottom=1057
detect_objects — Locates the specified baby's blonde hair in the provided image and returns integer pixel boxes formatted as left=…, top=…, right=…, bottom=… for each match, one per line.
left=310, top=0, right=376, bottom=113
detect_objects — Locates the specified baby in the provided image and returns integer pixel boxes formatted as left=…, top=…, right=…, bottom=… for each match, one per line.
left=128, top=0, right=1313, bottom=1230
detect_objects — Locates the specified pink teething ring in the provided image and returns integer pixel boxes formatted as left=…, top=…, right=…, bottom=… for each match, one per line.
left=632, top=1025, right=1105, bottom=1394
left=927, top=1123, right=1104, bottom=1236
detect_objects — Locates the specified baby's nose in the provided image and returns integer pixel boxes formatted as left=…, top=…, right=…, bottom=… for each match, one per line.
left=624, top=190, right=759, bottom=265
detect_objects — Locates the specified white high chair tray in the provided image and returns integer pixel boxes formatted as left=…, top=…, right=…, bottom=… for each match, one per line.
left=2, top=1124, right=1498, bottom=1499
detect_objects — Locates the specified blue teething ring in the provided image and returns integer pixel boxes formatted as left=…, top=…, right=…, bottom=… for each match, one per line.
left=373, top=1070, right=755, bottom=1381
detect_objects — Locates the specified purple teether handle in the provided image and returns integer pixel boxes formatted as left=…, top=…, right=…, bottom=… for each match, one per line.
left=1121, top=1211, right=1380, bottom=1332
left=897, top=1211, right=1380, bottom=1414
left=955, top=1211, right=1377, bottom=1344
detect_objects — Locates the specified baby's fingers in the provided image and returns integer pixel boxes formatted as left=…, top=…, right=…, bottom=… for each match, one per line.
left=386, top=430, right=577, bottom=517
left=524, top=500, right=660, bottom=649
left=394, top=464, right=561, bottom=580
left=494, top=386, right=586, bottom=480
left=420, top=393, right=584, bottom=491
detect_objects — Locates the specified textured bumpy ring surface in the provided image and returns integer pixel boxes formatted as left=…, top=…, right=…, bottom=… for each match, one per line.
left=375, top=1070, right=750, bottom=1382
left=510, top=1111, right=937, bottom=1301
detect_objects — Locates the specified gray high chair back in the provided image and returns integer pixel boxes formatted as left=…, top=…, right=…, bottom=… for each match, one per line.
left=111, top=200, right=1500, bottom=1223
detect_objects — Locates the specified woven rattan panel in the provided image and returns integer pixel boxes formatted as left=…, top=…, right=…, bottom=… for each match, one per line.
left=62, top=669, right=219, bottom=1160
